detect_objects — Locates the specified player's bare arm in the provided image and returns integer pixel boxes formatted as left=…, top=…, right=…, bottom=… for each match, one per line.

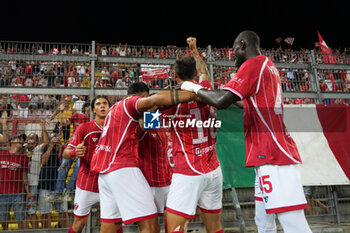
left=137, top=89, right=197, bottom=112
left=198, top=89, right=240, bottom=109
left=187, top=37, right=210, bottom=82
left=63, top=142, right=86, bottom=159
left=180, top=81, right=240, bottom=109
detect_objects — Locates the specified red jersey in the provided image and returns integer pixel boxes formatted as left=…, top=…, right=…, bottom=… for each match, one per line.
left=223, top=55, right=302, bottom=167
left=91, top=96, right=142, bottom=173
left=137, top=128, right=172, bottom=187
left=162, top=80, right=220, bottom=176
left=0, top=150, right=29, bottom=194
left=70, top=113, right=89, bottom=131
left=68, top=120, right=103, bottom=192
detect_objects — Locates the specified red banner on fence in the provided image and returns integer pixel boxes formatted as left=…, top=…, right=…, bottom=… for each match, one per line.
left=141, top=65, right=169, bottom=81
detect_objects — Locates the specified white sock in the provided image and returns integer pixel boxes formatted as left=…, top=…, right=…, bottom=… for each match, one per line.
left=277, top=209, right=312, bottom=233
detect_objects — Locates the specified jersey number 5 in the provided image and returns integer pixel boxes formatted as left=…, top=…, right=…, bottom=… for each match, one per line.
left=259, top=175, right=273, bottom=193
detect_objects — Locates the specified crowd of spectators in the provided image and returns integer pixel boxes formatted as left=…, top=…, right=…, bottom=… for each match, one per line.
left=0, top=42, right=349, bottom=107
left=1, top=41, right=349, bottom=63
left=0, top=60, right=349, bottom=92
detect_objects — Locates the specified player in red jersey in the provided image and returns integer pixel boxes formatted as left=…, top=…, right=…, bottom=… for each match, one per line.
left=181, top=31, right=312, bottom=233
left=91, top=83, right=196, bottom=233
left=62, top=96, right=111, bottom=233
left=162, top=38, right=223, bottom=233
left=137, top=126, right=172, bottom=212
left=137, top=115, right=172, bottom=232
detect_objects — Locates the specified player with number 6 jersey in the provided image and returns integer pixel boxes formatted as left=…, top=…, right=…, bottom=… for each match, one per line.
left=164, top=38, right=223, bottom=233
left=162, top=81, right=219, bottom=176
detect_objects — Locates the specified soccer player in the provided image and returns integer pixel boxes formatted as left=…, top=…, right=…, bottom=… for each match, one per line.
left=163, top=38, right=223, bottom=233
left=91, top=83, right=196, bottom=233
left=62, top=96, right=110, bottom=233
left=137, top=111, right=172, bottom=231
left=180, top=31, right=312, bottom=233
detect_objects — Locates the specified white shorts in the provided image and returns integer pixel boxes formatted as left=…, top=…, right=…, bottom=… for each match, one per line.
left=151, top=186, right=170, bottom=215
left=73, top=187, right=100, bottom=218
left=254, top=164, right=308, bottom=214
left=166, top=166, right=223, bottom=219
left=99, top=167, right=158, bottom=224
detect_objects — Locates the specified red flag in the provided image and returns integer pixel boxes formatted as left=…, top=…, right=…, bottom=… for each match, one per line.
left=275, top=37, right=283, bottom=44
left=284, top=37, right=295, bottom=45
left=318, top=31, right=336, bottom=83
left=318, top=31, right=336, bottom=64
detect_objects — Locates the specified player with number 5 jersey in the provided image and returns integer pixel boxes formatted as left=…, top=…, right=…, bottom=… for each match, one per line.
left=180, top=32, right=311, bottom=233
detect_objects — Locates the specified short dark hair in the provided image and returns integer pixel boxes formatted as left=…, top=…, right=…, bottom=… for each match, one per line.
left=127, top=82, right=149, bottom=95
left=82, top=102, right=90, bottom=114
left=174, top=55, right=196, bottom=81
left=91, top=96, right=110, bottom=111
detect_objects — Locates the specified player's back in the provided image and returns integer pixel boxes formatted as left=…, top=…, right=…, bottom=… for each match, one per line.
left=137, top=128, right=172, bottom=187
left=162, top=80, right=220, bottom=175
left=91, top=96, right=142, bottom=174
left=224, top=55, right=301, bottom=166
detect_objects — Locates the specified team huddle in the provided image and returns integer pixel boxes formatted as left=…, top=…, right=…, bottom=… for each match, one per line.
left=66, top=32, right=312, bottom=233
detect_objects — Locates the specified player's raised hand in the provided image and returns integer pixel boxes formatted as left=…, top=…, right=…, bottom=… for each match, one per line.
left=76, top=141, right=86, bottom=157
left=187, top=37, right=197, bottom=53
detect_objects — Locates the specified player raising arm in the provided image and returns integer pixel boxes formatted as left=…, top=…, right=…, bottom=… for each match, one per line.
left=162, top=38, right=223, bottom=233
left=62, top=96, right=111, bottom=233
left=181, top=31, right=312, bottom=233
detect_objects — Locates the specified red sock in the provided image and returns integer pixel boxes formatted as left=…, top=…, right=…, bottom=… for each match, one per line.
left=171, top=231, right=183, bottom=233
left=215, top=230, right=224, bottom=233
left=117, top=225, right=123, bottom=233
left=68, top=225, right=76, bottom=233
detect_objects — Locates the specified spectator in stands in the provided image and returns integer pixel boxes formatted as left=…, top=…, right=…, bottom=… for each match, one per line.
left=0, top=94, right=14, bottom=118
left=0, top=133, right=33, bottom=230
left=116, top=76, right=126, bottom=88
left=47, top=103, right=91, bottom=202
left=12, top=94, right=30, bottom=118
left=0, top=111, right=9, bottom=146
left=101, top=46, right=108, bottom=56
left=286, top=69, right=296, bottom=90
left=76, top=63, right=86, bottom=83
left=24, top=120, right=49, bottom=229
left=28, top=95, right=40, bottom=113
left=49, top=96, right=74, bottom=145
left=72, top=46, right=79, bottom=55
left=37, top=133, right=69, bottom=229
left=101, top=66, right=111, bottom=87
left=0, top=75, right=11, bottom=86
left=72, top=95, right=86, bottom=114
